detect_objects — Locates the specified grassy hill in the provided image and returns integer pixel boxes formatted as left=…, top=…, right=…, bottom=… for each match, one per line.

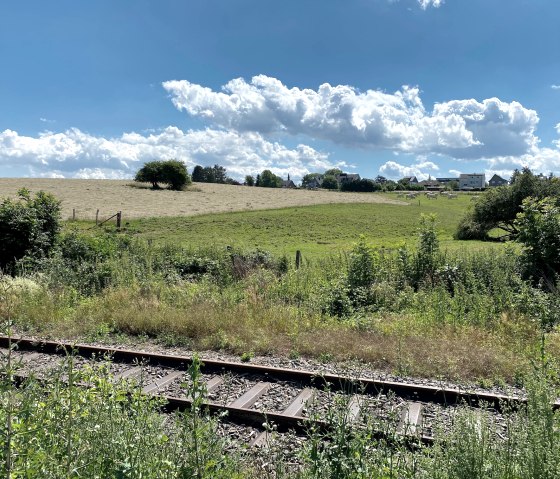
left=126, top=194, right=495, bottom=256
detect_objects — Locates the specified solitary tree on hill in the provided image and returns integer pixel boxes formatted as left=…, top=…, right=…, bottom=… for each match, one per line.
left=134, top=160, right=191, bottom=191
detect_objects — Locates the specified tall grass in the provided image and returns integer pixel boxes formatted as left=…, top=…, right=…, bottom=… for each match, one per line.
left=2, top=226, right=557, bottom=381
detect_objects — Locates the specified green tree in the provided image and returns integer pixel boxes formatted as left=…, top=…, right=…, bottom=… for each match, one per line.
left=340, top=179, right=380, bottom=192
left=324, top=168, right=343, bottom=177
left=0, top=189, right=61, bottom=272
left=321, top=175, right=339, bottom=190
left=212, top=165, right=227, bottom=184
left=244, top=175, right=255, bottom=186
left=258, top=170, right=282, bottom=188
left=135, top=160, right=191, bottom=191
left=191, top=165, right=205, bottom=182
left=134, top=161, right=163, bottom=188
left=515, top=197, right=560, bottom=285
left=455, top=167, right=560, bottom=240
left=160, top=160, right=191, bottom=190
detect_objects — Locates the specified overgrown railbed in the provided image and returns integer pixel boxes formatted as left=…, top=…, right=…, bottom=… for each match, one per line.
left=2, top=212, right=559, bottom=384
left=1, top=346, right=559, bottom=478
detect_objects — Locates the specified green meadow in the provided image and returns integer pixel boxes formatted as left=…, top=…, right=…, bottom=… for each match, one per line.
left=125, top=193, right=497, bottom=257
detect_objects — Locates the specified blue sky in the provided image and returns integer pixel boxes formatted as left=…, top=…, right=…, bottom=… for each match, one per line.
left=1, top=0, right=559, bottom=182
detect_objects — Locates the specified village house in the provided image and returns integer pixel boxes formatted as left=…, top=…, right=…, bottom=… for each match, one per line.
left=488, top=174, right=508, bottom=187
left=459, top=173, right=486, bottom=190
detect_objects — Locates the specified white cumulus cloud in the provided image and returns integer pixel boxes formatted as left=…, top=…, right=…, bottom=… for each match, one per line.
left=0, top=127, right=337, bottom=180
left=163, top=75, right=538, bottom=159
left=379, top=159, right=440, bottom=180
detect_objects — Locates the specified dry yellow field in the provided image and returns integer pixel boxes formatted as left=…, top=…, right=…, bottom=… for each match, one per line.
left=0, top=178, right=405, bottom=220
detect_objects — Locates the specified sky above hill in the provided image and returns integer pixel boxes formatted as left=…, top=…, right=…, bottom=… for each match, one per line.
left=1, top=0, right=560, bottom=182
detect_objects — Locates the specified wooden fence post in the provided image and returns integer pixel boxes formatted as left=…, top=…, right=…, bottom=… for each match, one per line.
left=72, top=208, right=76, bottom=221
left=295, top=250, right=301, bottom=269
left=95, top=209, right=99, bottom=226
left=116, top=211, right=122, bottom=228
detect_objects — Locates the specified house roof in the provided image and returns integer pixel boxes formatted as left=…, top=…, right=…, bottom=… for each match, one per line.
left=489, top=174, right=507, bottom=182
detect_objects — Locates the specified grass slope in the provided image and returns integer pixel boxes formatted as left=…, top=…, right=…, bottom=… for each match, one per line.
left=127, top=194, right=494, bottom=256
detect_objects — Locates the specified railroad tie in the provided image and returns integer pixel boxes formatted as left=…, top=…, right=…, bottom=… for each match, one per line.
left=249, top=430, right=271, bottom=448
left=113, top=366, right=143, bottom=381
left=282, top=387, right=314, bottom=417
left=205, top=375, right=223, bottom=393
left=398, top=402, right=423, bottom=436
left=251, top=387, right=315, bottom=448
left=142, top=371, right=183, bottom=394
left=347, top=395, right=361, bottom=422
left=229, top=382, right=271, bottom=409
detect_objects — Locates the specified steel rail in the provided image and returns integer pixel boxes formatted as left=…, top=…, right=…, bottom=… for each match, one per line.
left=1, top=335, right=551, bottom=412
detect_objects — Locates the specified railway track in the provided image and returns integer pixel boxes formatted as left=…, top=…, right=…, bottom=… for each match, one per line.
left=1, top=335, right=556, bottom=449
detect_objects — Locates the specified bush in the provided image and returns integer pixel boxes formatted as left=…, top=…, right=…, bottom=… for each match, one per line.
left=340, top=179, right=381, bottom=192
left=0, top=188, right=61, bottom=273
left=515, top=196, right=560, bottom=285
left=135, top=160, right=191, bottom=190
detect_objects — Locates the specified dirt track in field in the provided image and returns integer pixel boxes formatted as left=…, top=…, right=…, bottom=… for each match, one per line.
left=0, top=179, right=405, bottom=220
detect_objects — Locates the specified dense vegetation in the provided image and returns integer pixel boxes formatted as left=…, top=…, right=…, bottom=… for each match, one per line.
left=2, top=186, right=560, bottom=477
left=134, top=159, right=191, bottom=190
left=0, top=188, right=61, bottom=273
left=456, top=168, right=560, bottom=241
left=0, top=342, right=558, bottom=478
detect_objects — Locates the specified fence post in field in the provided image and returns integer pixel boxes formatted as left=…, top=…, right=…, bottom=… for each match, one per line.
left=95, top=209, right=99, bottom=225
left=295, top=250, right=302, bottom=269
left=72, top=208, right=76, bottom=221
left=116, top=211, right=122, bottom=228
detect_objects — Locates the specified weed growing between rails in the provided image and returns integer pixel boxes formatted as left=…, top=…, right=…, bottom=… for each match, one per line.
left=0, top=353, right=245, bottom=476
left=420, top=366, right=560, bottom=479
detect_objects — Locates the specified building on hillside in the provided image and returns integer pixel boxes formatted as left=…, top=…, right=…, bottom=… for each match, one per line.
left=488, top=174, right=508, bottom=187
left=281, top=174, right=296, bottom=188
left=305, top=175, right=323, bottom=189
left=420, top=180, right=443, bottom=191
left=436, top=177, right=459, bottom=184
left=459, top=173, right=485, bottom=190
left=336, top=173, right=361, bottom=185
left=400, top=176, right=418, bottom=184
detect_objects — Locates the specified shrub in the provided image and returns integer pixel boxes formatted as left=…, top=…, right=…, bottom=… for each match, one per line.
left=515, top=196, right=560, bottom=285
left=0, top=188, right=61, bottom=273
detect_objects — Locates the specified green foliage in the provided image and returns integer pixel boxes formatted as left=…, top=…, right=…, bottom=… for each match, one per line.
left=515, top=196, right=560, bottom=285
left=456, top=167, right=560, bottom=240
left=244, top=174, right=255, bottom=186
left=413, top=214, right=440, bottom=285
left=301, top=173, right=322, bottom=188
left=423, top=369, right=560, bottom=479
left=257, top=169, right=283, bottom=188
left=340, top=178, right=381, bottom=192
left=134, top=160, right=162, bottom=188
left=0, top=188, right=61, bottom=273
left=0, top=354, right=242, bottom=478
left=192, top=164, right=229, bottom=184
left=134, top=160, right=191, bottom=190
left=347, top=236, right=376, bottom=290
left=324, top=168, right=343, bottom=176
left=321, top=175, right=339, bottom=190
